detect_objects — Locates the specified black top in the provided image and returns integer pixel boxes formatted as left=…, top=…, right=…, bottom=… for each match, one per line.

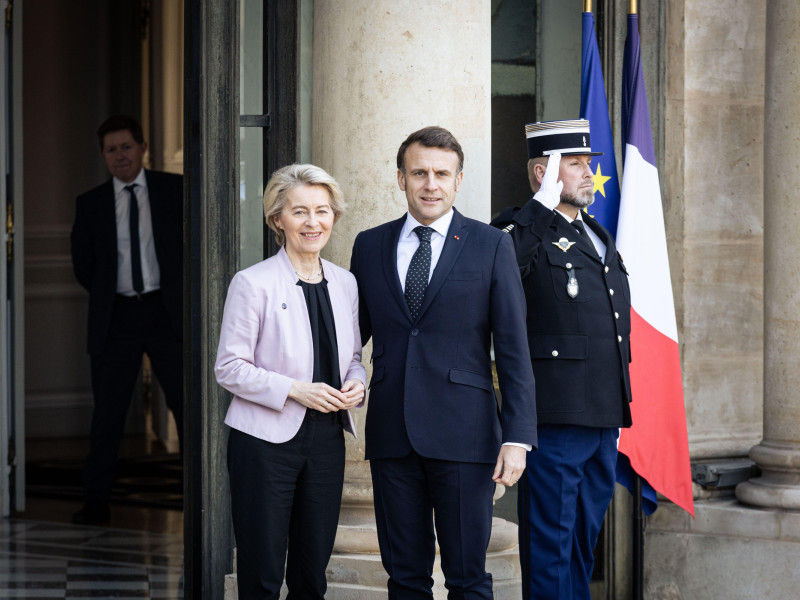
left=297, top=278, right=341, bottom=389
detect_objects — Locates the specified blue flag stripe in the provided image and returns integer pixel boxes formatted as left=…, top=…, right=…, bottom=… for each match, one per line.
left=622, top=14, right=657, bottom=166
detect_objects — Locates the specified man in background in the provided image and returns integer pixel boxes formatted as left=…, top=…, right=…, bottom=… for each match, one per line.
left=70, top=115, right=183, bottom=525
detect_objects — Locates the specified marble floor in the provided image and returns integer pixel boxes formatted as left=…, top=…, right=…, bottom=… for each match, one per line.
left=0, top=517, right=183, bottom=599
left=2, top=437, right=184, bottom=599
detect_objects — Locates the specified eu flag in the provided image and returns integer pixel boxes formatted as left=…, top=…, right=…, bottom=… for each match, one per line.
left=579, top=11, right=621, bottom=237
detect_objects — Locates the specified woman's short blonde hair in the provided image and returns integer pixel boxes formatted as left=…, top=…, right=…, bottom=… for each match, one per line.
left=263, top=164, right=345, bottom=246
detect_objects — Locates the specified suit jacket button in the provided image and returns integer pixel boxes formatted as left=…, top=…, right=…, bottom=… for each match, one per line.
left=566, top=262, right=572, bottom=269
left=551, top=350, right=559, bottom=357
left=411, top=329, right=419, bottom=336
left=617, top=335, right=622, bottom=342
left=615, top=312, right=620, bottom=319
left=605, top=266, right=610, bottom=273
left=609, top=288, right=615, bottom=296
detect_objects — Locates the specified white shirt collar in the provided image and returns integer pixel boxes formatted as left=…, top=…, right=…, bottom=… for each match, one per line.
left=113, top=168, right=147, bottom=196
left=402, top=209, right=454, bottom=240
left=554, top=207, right=584, bottom=224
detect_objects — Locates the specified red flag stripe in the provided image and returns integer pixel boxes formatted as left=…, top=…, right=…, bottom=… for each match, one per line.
left=619, top=309, right=694, bottom=516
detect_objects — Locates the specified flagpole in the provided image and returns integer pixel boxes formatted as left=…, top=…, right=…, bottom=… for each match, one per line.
left=583, top=0, right=592, bottom=12
left=633, top=476, right=644, bottom=600
left=628, top=4, right=642, bottom=598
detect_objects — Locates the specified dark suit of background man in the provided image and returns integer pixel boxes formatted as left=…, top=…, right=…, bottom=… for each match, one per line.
left=70, top=115, right=183, bottom=525
left=350, top=126, right=537, bottom=599
left=494, top=119, right=633, bottom=600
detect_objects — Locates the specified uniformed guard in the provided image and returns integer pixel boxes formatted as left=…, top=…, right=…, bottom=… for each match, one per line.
left=494, top=119, right=633, bottom=600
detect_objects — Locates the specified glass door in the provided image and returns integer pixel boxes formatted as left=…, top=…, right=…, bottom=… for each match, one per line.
left=239, top=0, right=267, bottom=268
left=239, top=0, right=300, bottom=266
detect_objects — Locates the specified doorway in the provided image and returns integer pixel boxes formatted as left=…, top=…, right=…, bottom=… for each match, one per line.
left=6, top=0, right=183, bottom=531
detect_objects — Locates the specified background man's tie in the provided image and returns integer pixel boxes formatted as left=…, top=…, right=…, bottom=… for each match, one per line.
left=125, top=184, right=144, bottom=294
left=404, top=226, right=433, bottom=320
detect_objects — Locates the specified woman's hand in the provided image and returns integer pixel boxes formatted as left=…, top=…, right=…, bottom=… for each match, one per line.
left=339, top=379, right=365, bottom=409
left=289, top=381, right=349, bottom=413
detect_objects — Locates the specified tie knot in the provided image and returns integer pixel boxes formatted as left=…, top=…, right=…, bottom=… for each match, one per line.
left=571, top=220, right=585, bottom=234
left=125, top=184, right=137, bottom=194
left=414, top=226, right=433, bottom=243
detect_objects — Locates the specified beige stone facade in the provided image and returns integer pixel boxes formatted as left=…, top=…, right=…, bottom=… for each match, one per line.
left=646, top=0, right=800, bottom=598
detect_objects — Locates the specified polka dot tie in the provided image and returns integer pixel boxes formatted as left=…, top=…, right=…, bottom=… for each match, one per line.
left=405, top=226, right=433, bottom=320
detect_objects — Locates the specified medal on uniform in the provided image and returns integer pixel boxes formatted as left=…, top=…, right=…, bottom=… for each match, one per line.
left=566, top=266, right=579, bottom=298
left=553, top=237, right=576, bottom=252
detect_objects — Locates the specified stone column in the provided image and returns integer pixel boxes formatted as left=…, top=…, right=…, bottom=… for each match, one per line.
left=736, top=0, right=800, bottom=510
left=312, top=1, right=521, bottom=598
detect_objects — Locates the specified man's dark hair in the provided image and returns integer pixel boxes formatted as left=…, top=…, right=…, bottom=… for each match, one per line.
left=97, top=115, right=145, bottom=150
left=396, top=126, right=464, bottom=174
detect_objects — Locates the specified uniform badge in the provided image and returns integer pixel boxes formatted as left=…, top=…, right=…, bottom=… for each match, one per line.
left=566, top=267, right=579, bottom=298
left=552, top=237, right=576, bottom=252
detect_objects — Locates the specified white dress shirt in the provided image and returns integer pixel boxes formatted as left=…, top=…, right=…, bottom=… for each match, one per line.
left=396, top=210, right=454, bottom=290
left=114, top=169, right=161, bottom=295
left=396, top=209, right=530, bottom=453
left=554, top=208, right=607, bottom=262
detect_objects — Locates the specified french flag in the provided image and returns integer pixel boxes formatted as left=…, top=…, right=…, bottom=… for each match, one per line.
left=615, top=13, right=695, bottom=517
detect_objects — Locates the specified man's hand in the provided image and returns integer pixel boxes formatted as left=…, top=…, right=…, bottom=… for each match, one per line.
left=492, top=445, right=527, bottom=486
left=533, top=152, right=563, bottom=210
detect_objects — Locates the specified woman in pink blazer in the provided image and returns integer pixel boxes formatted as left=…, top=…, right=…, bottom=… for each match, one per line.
left=215, top=164, right=366, bottom=600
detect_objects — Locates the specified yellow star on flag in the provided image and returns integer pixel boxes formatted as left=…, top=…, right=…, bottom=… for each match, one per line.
left=593, top=164, right=612, bottom=197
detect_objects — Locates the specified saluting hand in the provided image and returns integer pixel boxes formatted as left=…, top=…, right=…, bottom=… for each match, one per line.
left=533, top=151, right=563, bottom=210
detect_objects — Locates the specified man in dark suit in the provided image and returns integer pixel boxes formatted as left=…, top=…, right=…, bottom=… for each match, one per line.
left=350, top=126, right=536, bottom=599
left=70, top=115, right=183, bottom=525
left=495, top=119, right=633, bottom=600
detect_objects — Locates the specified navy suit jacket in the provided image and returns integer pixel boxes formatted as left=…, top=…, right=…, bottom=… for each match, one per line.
left=350, top=208, right=537, bottom=464
left=70, top=170, right=183, bottom=355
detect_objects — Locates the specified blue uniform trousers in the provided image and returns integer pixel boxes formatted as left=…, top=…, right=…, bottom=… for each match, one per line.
left=518, top=425, right=619, bottom=600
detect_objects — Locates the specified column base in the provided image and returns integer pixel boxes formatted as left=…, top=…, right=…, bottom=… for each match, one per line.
left=735, top=441, right=800, bottom=509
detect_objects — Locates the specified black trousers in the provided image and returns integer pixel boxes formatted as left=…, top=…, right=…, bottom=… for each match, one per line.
left=228, top=410, right=346, bottom=600
left=84, top=292, right=183, bottom=501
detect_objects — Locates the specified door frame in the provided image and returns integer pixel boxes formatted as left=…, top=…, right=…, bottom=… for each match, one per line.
left=1, top=0, right=25, bottom=517
left=183, top=0, right=300, bottom=596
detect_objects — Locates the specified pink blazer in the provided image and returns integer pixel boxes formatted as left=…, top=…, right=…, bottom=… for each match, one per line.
left=215, top=247, right=367, bottom=442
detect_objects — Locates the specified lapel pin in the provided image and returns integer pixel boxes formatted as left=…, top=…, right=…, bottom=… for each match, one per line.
left=454, top=235, right=460, bottom=240
left=552, top=237, right=576, bottom=253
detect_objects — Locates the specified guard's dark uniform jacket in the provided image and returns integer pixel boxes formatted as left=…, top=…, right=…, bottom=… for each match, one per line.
left=492, top=199, right=633, bottom=428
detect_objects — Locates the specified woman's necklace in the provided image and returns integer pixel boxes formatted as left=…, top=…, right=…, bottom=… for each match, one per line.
left=295, top=258, right=323, bottom=281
